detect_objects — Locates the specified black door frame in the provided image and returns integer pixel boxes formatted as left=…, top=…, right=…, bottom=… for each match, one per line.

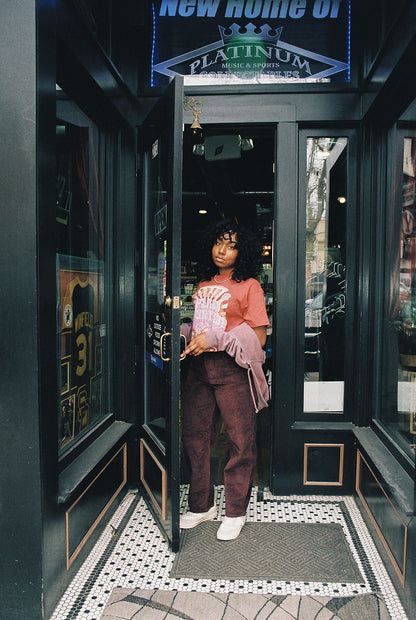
left=137, top=77, right=184, bottom=551
left=272, top=126, right=359, bottom=495
left=181, top=91, right=361, bottom=496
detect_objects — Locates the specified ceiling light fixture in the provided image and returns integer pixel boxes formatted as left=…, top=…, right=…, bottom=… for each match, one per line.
left=239, top=137, right=254, bottom=151
left=193, top=144, right=205, bottom=156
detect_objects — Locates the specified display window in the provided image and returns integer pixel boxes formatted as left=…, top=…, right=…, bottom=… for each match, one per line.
left=380, top=134, right=416, bottom=463
left=56, top=94, right=112, bottom=456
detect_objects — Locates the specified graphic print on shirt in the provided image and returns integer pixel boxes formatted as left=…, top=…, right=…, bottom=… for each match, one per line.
left=192, top=284, right=231, bottom=339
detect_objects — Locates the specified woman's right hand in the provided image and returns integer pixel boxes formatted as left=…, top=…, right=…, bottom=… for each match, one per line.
left=183, top=333, right=208, bottom=357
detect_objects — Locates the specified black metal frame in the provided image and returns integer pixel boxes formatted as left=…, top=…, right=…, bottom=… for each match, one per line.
left=269, top=124, right=360, bottom=495
left=137, top=77, right=184, bottom=552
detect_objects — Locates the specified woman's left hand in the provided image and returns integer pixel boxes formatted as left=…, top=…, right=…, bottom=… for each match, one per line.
left=184, top=333, right=208, bottom=356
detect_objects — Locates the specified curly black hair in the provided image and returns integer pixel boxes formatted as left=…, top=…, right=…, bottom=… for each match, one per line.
left=196, top=219, right=263, bottom=282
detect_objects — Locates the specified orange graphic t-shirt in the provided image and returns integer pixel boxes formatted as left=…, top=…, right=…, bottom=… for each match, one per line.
left=192, top=277, right=269, bottom=341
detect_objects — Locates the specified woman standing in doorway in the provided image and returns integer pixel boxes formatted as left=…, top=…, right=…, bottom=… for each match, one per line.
left=180, top=219, right=269, bottom=540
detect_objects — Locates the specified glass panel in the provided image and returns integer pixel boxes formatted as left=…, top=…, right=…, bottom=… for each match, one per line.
left=143, top=137, right=169, bottom=451
left=304, top=137, right=348, bottom=413
left=381, top=136, right=416, bottom=460
left=56, top=96, right=111, bottom=456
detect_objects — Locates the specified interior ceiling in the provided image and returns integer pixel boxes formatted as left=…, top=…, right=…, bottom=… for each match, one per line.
left=183, top=126, right=274, bottom=215
left=181, top=125, right=275, bottom=260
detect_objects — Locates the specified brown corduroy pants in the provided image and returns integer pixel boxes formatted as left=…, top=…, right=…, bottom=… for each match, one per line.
left=182, top=352, right=256, bottom=518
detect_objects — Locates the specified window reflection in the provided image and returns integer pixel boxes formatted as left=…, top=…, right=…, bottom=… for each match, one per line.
left=304, top=137, right=348, bottom=413
left=143, top=136, right=170, bottom=451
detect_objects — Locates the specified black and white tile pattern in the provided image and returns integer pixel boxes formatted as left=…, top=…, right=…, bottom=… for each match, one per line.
left=51, top=487, right=408, bottom=620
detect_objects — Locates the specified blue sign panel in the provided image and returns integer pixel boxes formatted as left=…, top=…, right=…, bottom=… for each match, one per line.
left=152, top=0, right=351, bottom=86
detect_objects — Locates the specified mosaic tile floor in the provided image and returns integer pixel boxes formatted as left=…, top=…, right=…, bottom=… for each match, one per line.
left=50, top=487, right=408, bottom=620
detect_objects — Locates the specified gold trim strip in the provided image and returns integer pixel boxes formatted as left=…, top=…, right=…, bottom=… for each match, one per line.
left=356, top=450, right=407, bottom=587
left=66, top=443, right=127, bottom=569
left=140, top=438, right=167, bottom=521
left=303, top=443, right=344, bottom=486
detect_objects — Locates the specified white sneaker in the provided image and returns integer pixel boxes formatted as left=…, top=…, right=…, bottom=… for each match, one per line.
left=216, top=516, right=246, bottom=540
left=180, top=506, right=217, bottom=529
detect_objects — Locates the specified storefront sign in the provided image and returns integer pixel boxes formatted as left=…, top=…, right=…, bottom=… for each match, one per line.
left=152, top=0, right=350, bottom=86
left=146, top=312, right=165, bottom=369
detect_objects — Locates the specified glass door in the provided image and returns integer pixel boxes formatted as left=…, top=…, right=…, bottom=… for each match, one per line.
left=139, top=77, right=183, bottom=551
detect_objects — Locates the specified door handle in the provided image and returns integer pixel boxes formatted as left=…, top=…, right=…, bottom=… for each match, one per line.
left=160, top=333, right=187, bottom=362
left=160, top=332, right=171, bottom=361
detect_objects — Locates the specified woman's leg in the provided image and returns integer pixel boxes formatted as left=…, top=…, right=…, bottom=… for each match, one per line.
left=182, top=357, right=218, bottom=513
left=205, top=354, right=256, bottom=518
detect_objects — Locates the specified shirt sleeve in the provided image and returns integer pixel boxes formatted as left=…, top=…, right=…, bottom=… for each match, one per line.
left=242, top=279, right=270, bottom=328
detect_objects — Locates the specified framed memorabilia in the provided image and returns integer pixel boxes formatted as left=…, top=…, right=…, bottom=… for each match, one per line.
left=57, top=255, right=105, bottom=452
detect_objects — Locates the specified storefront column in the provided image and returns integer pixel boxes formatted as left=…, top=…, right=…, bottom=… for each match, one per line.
left=0, top=2, right=55, bottom=618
